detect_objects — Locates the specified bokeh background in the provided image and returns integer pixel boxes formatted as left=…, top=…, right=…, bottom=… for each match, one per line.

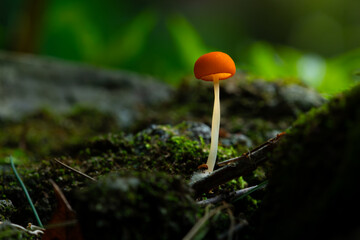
left=1, top=0, right=360, bottom=94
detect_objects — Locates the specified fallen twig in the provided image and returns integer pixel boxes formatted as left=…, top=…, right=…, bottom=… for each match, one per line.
left=0, top=221, right=44, bottom=236
left=197, top=185, right=259, bottom=206
left=183, top=204, right=230, bottom=240
left=218, top=132, right=286, bottom=167
left=232, top=180, right=268, bottom=202
left=53, top=158, right=96, bottom=182
left=225, top=206, right=236, bottom=240
left=190, top=133, right=285, bottom=196
left=218, top=219, right=248, bottom=240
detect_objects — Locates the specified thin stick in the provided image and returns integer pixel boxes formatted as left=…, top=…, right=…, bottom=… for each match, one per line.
left=225, top=206, right=235, bottom=240
left=233, top=180, right=268, bottom=202
left=10, top=156, right=44, bottom=228
left=183, top=204, right=229, bottom=240
left=197, top=185, right=259, bottom=206
left=218, top=220, right=248, bottom=240
left=0, top=221, right=44, bottom=236
left=217, top=132, right=286, bottom=167
left=190, top=133, right=285, bottom=196
left=53, top=158, right=96, bottom=182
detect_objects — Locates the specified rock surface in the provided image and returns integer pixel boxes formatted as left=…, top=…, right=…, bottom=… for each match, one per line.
left=0, top=51, right=172, bottom=127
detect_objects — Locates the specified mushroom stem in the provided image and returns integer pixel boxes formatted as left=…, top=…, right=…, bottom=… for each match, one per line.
left=205, top=76, right=220, bottom=173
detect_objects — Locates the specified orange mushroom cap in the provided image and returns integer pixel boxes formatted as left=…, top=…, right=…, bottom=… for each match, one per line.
left=194, top=51, right=236, bottom=81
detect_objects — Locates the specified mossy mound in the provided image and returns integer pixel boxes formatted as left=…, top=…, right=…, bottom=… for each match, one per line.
left=0, top=122, right=241, bottom=227
left=82, top=122, right=242, bottom=179
left=74, top=172, right=197, bottom=240
left=0, top=78, right=328, bottom=239
left=255, top=83, right=360, bottom=240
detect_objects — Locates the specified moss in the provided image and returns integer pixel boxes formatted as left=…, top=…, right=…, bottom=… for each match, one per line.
left=254, top=83, right=360, bottom=240
left=0, top=121, right=244, bottom=226
left=0, top=157, right=93, bottom=225
left=0, top=200, right=15, bottom=221
left=0, top=107, right=119, bottom=160
left=82, top=124, right=209, bottom=178
left=74, top=171, right=198, bottom=240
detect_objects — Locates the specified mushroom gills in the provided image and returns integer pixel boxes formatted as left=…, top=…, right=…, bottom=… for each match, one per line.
left=201, top=73, right=232, bottom=81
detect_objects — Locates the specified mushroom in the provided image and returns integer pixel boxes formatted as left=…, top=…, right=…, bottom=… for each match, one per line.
left=194, top=51, right=236, bottom=173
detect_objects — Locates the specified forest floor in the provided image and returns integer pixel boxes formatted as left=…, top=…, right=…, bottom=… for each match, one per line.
left=1, top=69, right=359, bottom=240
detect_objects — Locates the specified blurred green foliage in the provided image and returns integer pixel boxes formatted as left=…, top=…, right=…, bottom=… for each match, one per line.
left=242, top=42, right=360, bottom=95
left=1, top=0, right=359, bottom=94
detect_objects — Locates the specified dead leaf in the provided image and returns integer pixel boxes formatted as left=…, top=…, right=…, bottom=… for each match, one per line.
left=42, top=179, right=83, bottom=240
